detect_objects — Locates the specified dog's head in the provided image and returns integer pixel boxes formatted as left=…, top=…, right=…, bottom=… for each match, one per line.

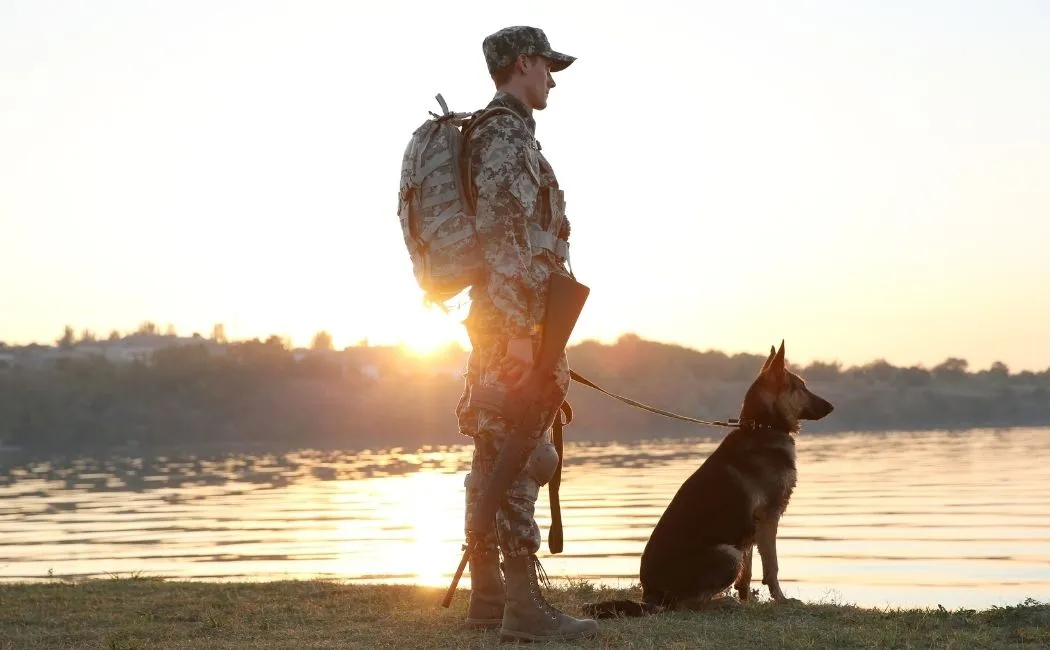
left=742, top=340, right=834, bottom=432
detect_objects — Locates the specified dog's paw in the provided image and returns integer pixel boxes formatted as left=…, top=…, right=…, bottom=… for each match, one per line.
left=708, top=596, right=744, bottom=611
left=774, top=596, right=803, bottom=606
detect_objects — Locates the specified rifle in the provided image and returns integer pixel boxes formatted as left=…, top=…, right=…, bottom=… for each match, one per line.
left=440, top=271, right=590, bottom=608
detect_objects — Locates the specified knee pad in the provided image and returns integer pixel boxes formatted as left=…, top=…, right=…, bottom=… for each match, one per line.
left=524, top=441, right=560, bottom=487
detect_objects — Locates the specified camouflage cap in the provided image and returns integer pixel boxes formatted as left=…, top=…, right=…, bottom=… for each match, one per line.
left=482, top=26, right=576, bottom=75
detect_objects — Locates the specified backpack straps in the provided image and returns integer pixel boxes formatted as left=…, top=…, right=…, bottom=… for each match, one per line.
left=459, top=106, right=528, bottom=216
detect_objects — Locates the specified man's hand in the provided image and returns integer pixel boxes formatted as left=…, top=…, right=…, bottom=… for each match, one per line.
left=501, top=337, right=534, bottom=391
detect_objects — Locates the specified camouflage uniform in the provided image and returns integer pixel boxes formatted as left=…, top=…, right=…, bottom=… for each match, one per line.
left=454, top=27, right=599, bottom=643
left=456, top=27, right=575, bottom=561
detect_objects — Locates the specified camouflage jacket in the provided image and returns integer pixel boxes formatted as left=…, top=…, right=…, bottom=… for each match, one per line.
left=464, top=91, right=570, bottom=341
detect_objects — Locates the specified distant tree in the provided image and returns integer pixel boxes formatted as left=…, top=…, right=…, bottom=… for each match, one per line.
left=933, top=357, right=969, bottom=377
left=136, top=321, right=158, bottom=336
left=976, top=360, right=1011, bottom=385
left=107, top=329, right=121, bottom=341
left=79, top=329, right=97, bottom=343
left=228, top=335, right=294, bottom=374
left=617, top=333, right=644, bottom=346
left=251, top=334, right=293, bottom=352
left=858, top=359, right=898, bottom=383
left=311, top=330, right=334, bottom=351
left=151, top=341, right=212, bottom=376
left=57, top=325, right=76, bottom=350
left=802, top=360, right=843, bottom=382
left=898, top=365, right=932, bottom=387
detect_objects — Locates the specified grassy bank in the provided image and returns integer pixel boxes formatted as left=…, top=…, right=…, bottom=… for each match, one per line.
left=0, top=578, right=1046, bottom=649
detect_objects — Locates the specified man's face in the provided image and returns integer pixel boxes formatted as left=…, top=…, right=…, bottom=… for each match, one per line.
left=521, top=55, right=556, bottom=110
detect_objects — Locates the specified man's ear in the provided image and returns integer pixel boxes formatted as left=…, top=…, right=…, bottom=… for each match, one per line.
left=516, top=53, right=533, bottom=74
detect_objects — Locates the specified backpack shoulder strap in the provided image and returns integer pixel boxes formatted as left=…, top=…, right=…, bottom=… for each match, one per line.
left=461, top=106, right=522, bottom=138
left=459, top=107, right=529, bottom=215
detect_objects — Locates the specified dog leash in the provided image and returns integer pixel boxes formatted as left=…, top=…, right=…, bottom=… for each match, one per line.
left=547, top=370, right=740, bottom=556
left=569, top=369, right=742, bottom=429
left=547, top=370, right=756, bottom=555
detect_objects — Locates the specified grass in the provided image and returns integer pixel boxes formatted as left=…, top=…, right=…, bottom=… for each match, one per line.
left=0, top=576, right=1047, bottom=649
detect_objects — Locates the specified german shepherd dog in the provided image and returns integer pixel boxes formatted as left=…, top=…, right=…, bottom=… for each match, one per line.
left=585, top=341, right=834, bottom=617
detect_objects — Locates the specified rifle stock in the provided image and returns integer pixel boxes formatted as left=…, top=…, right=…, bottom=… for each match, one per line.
left=441, top=272, right=590, bottom=608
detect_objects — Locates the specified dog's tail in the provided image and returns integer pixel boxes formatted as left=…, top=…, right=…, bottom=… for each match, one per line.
left=582, top=599, right=664, bottom=619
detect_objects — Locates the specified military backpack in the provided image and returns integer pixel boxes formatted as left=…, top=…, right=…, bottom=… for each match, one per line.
left=396, top=94, right=521, bottom=307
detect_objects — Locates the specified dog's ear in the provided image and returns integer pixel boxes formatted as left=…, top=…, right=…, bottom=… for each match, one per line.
left=760, top=345, right=776, bottom=373
left=769, top=340, right=786, bottom=375
left=761, top=340, right=787, bottom=395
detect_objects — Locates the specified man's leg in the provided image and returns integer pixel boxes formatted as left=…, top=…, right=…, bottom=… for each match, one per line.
left=472, top=356, right=597, bottom=643
left=457, top=348, right=506, bottom=630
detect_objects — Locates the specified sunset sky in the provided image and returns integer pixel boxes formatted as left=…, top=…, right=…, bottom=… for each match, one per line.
left=2, top=1, right=1048, bottom=371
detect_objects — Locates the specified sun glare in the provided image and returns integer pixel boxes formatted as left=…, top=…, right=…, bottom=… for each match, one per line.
left=396, top=304, right=469, bottom=358
left=400, top=327, right=455, bottom=358
left=395, top=472, right=464, bottom=587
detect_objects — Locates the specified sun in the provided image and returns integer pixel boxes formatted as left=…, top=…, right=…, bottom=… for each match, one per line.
left=400, top=327, right=455, bottom=357
left=397, top=305, right=468, bottom=358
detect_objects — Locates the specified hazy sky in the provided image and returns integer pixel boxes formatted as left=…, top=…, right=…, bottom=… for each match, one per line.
left=2, top=1, right=1048, bottom=371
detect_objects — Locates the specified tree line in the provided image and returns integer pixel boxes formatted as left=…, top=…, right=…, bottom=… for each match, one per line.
left=1, top=332, right=1047, bottom=455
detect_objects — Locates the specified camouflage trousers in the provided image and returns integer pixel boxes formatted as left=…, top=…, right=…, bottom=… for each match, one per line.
left=456, top=327, right=571, bottom=559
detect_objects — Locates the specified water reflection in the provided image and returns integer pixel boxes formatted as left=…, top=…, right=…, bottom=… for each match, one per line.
left=1, top=428, right=1048, bottom=609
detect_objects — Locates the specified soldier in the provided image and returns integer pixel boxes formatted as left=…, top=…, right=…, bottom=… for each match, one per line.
left=455, top=26, right=600, bottom=642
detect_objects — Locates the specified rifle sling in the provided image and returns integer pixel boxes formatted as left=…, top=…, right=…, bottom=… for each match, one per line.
left=548, top=400, right=571, bottom=555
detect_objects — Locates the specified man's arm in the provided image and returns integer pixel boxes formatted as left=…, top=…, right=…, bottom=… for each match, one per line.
left=468, top=115, right=542, bottom=341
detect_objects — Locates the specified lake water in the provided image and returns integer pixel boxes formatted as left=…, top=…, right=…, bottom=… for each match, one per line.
left=1, top=427, right=1048, bottom=610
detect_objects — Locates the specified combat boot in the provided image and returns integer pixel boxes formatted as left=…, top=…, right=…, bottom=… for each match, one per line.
left=464, top=549, right=504, bottom=629
left=500, top=554, right=599, bottom=642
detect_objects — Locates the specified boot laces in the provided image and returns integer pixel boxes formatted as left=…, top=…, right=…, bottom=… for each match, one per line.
left=533, top=556, right=552, bottom=591
left=529, top=556, right=559, bottom=620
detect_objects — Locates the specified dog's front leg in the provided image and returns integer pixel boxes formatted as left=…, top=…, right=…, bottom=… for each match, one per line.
left=734, top=545, right=753, bottom=601
left=756, top=516, right=796, bottom=602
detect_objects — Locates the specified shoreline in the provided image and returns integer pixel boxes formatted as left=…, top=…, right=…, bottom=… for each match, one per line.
left=0, top=423, right=1042, bottom=461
